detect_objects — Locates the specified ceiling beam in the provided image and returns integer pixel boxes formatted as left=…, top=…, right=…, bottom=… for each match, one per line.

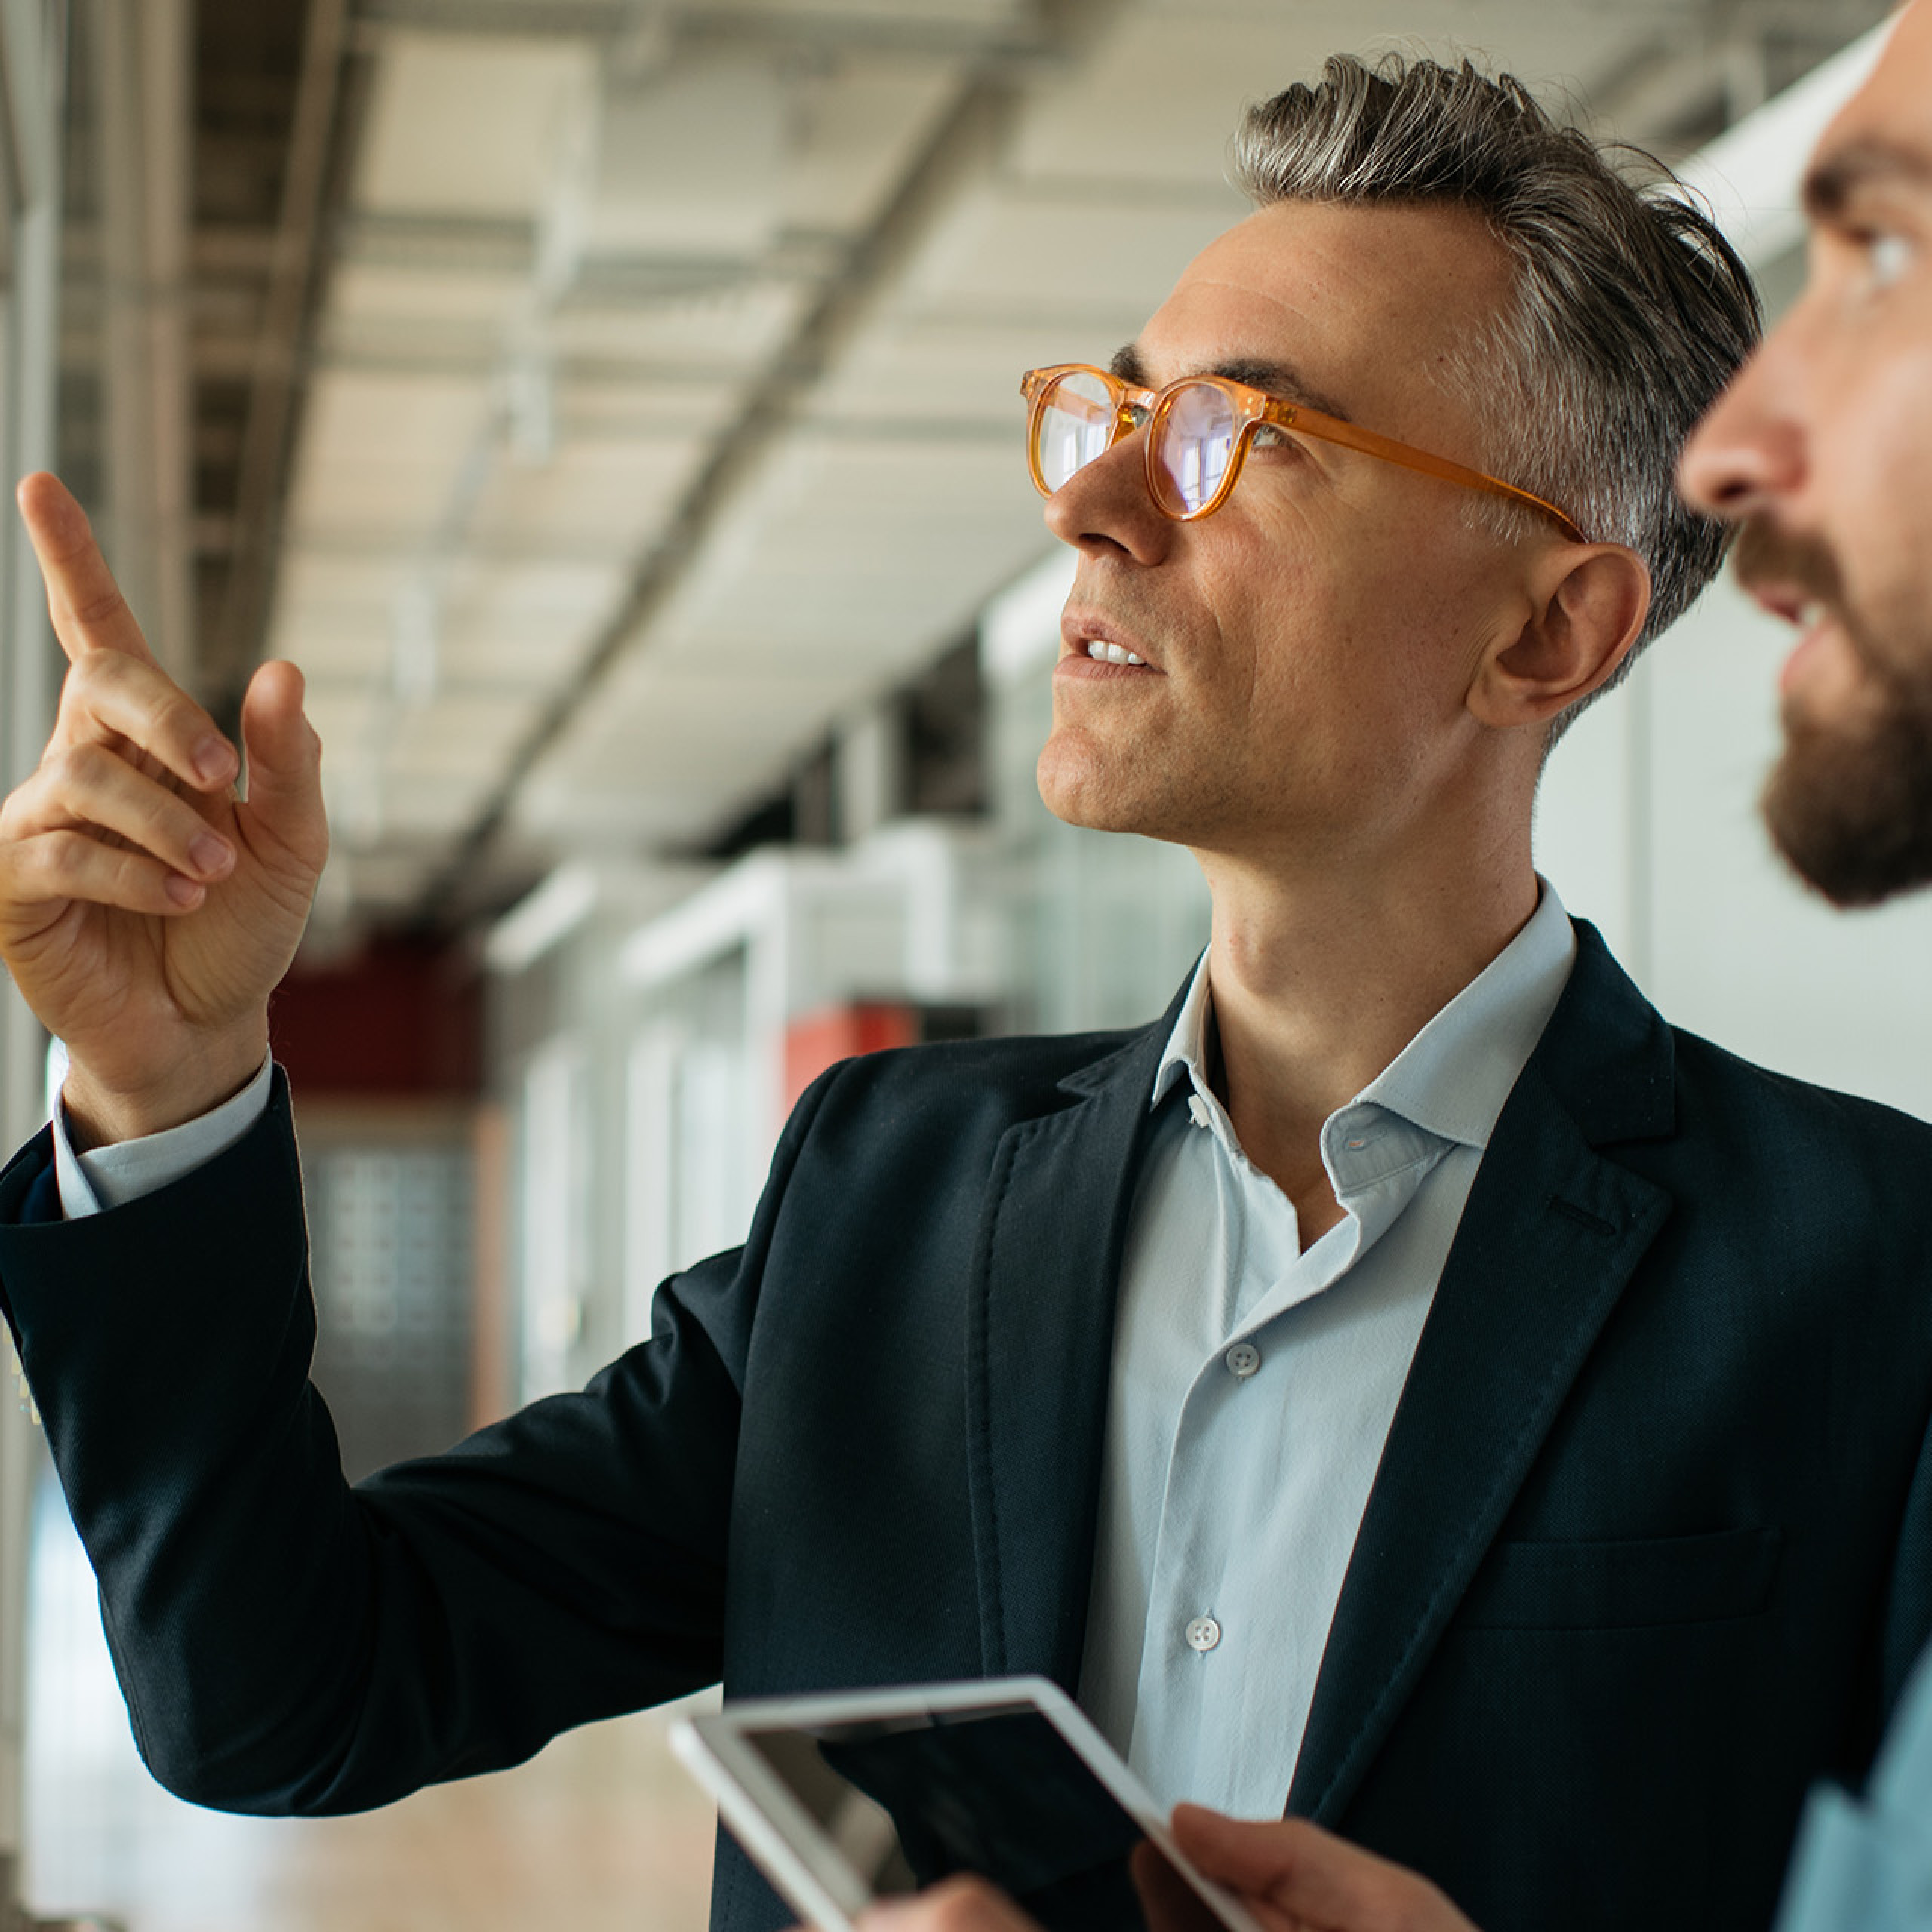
left=211, top=0, right=355, bottom=705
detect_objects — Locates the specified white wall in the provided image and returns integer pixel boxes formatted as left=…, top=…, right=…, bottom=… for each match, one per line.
left=1539, top=571, right=1932, bottom=1124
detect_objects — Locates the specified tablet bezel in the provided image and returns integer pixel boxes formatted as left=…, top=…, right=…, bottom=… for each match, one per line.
left=669, top=1675, right=1264, bottom=1932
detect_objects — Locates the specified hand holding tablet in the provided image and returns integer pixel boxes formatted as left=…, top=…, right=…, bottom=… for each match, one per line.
left=670, top=1678, right=1265, bottom=1932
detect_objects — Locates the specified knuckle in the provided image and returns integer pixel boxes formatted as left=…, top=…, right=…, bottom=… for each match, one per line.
left=47, top=741, right=97, bottom=790
left=155, top=689, right=213, bottom=750
left=40, top=829, right=90, bottom=888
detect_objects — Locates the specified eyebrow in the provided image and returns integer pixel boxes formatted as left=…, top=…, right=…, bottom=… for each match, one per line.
left=1803, top=138, right=1932, bottom=219
left=1109, top=344, right=1355, bottom=423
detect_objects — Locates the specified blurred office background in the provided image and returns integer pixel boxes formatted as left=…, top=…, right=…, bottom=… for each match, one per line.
left=0, top=0, right=1915, bottom=1925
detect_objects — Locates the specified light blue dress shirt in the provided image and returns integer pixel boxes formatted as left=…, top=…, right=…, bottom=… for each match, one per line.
left=51, top=1043, right=272, bottom=1217
left=1077, top=882, right=1577, bottom=1817
left=1774, top=1644, right=1932, bottom=1928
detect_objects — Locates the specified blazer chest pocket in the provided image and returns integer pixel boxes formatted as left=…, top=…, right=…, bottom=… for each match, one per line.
left=1455, top=1526, right=1783, bottom=1631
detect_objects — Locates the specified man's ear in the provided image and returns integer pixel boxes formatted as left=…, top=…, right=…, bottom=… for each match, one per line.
left=1467, top=543, right=1651, bottom=728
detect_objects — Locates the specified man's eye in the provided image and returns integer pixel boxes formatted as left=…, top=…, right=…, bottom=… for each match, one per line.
left=1250, top=425, right=1294, bottom=451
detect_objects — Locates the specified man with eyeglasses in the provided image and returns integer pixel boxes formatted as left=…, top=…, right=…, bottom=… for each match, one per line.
left=1, top=48, right=1930, bottom=1932
left=869, top=10, right=1932, bottom=1932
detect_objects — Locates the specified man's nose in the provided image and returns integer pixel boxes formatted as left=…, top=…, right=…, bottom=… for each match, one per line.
left=1678, top=338, right=1806, bottom=521
left=1042, top=431, right=1176, bottom=566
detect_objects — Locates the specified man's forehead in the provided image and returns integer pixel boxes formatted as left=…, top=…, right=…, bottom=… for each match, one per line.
left=1810, top=5, right=1932, bottom=210
left=1124, top=198, right=1507, bottom=425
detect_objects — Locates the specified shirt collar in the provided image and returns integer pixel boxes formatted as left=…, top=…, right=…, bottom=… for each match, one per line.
left=1149, top=878, right=1577, bottom=1155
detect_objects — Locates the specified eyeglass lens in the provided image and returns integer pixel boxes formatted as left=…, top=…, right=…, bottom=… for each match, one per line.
left=1035, top=369, right=1118, bottom=493
left=1034, top=371, right=1243, bottom=517
left=1152, top=383, right=1238, bottom=517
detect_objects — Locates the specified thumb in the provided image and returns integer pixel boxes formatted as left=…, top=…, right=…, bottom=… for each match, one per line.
left=1170, top=1806, right=1478, bottom=1932
left=1171, top=1807, right=1313, bottom=1900
left=238, top=659, right=328, bottom=867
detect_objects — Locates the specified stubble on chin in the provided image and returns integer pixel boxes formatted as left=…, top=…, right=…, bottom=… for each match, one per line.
left=1764, top=668, right=1932, bottom=907
left=1734, top=516, right=1932, bottom=906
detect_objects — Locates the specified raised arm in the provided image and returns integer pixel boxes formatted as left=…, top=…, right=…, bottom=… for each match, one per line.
left=0, top=472, right=328, bottom=1144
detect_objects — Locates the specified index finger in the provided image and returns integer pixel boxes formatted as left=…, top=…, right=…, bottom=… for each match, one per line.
left=16, top=472, right=161, bottom=669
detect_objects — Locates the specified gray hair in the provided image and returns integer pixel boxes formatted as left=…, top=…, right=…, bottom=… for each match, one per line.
left=1231, top=54, right=1761, bottom=744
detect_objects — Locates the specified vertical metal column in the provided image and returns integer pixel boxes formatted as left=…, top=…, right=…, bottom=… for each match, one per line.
left=94, top=0, right=192, bottom=681
left=0, top=0, right=66, bottom=1915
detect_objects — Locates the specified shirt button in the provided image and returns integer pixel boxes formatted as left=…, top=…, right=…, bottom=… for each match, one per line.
left=1186, top=1614, right=1221, bottom=1653
left=1225, top=1343, right=1260, bottom=1379
left=1187, top=1094, right=1211, bottom=1128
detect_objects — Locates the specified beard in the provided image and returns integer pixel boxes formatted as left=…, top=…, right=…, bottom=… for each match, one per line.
left=1737, top=518, right=1932, bottom=907
left=1764, top=678, right=1932, bottom=907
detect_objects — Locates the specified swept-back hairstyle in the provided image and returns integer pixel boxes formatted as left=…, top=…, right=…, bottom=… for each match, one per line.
left=1232, top=55, right=1762, bottom=740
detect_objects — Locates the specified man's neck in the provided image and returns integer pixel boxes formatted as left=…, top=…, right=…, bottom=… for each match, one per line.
left=1195, top=846, right=1540, bottom=1240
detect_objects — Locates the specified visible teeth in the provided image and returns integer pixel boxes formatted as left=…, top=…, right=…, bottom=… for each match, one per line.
left=1086, top=640, right=1146, bottom=666
left=1796, top=600, right=1820, bottom=629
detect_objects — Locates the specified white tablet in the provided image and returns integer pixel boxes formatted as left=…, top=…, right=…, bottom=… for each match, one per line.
left=669, top=1676, right=1266, bottom=1932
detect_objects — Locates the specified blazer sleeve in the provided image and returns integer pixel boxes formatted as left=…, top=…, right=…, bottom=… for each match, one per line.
left=0, top=1066, right=831, bottom=1816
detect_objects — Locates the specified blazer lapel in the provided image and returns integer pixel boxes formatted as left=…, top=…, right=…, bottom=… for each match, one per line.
left=964, top=991, right=1183, bottom=1691
left=1288, top=923, right=1678, bottom=1823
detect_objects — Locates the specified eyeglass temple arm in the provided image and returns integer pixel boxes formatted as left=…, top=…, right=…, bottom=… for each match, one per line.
left=1279, top=403, right=1587, bottom=545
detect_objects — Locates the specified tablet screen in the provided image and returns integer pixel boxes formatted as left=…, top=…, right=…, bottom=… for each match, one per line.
left=737, top=1698, right=1226, bottom=1932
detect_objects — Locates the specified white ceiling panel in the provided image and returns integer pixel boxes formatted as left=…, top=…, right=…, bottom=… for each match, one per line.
left=296, top=371, right=493, bottom=465
left=466, top=434, right=715, bottom=549
left=354, top=32, right=593, bottom=220
left=330, top=262, right=530, bottom=331
left=549, top=280, right=814, bottom=366
left=431, top=557, right=628, bottom=690
left=386, top=692, right=542, bottom=778
left=520, top=663, right=876, bottom=840
left=705, top=0, right=1027, bottom=20
left=892, top=184, right=1240, bottom=326
left=306, top=688, right=385, bottom=761
left=554, top=371, right=743, bottom=440
left=266, top=552, right=412, bottom=672
left=442, top=555, right=627, bottom=632
left=281, top=371, right=491, bottom=548
left=781, top=55, right=963, bottom=235
left=577, top=55, right=789, bottom=262
left=380, top=780, right=502, bottom=842
left=283, top=459, right=472, bottom=547
left=272, top=619, right=392, bottom=684
left=811, top=315, right=1078, bottom=428
left=605, top=441, right=1048, bottom=692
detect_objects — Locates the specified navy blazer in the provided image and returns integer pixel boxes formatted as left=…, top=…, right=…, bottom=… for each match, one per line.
left=5, top=921, right=1932, bottom=1932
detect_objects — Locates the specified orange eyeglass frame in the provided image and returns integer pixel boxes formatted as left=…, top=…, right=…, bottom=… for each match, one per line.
left=1020, top=363, right=1588, bottom=545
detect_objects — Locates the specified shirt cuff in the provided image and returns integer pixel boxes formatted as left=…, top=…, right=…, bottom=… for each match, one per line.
left=53, top=1054, right=276, bottom=1217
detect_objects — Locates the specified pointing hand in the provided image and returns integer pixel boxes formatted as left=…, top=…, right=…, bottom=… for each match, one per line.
left=0, top=473, right=329, bottom=1143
